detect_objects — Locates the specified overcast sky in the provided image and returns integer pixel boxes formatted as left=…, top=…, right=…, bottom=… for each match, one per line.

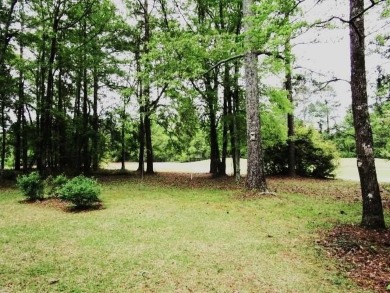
left=111, top=0, right=390, bottom=123
left=294, top=0, right=389, bottom=120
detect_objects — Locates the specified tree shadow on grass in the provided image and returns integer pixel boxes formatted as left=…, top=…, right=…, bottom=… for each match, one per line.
left=19, top=197, right=105, bottom=213
left=65, top=202, right=105, bottom=213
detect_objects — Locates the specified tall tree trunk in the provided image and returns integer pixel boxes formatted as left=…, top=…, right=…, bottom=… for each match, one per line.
left=57, top=59, right=67, bottom=170
left=92, top=66, right=99, bottom=171
left=143, top=0, right=154, bottom=175
left=285, top=38, right=296, bottom=177
left=243, top=0, right=267, bottom=191
left=221, top=65, right=231, bottom=176
left=135, top=47, right=145, bottom=174
left=36, top=35, right=47, bottom=172
left=0, top=0, right=17, bottom=66
left=227, top=84, right=236, bottom=175
left=81, top=18, right=90, bottom=173
left=22, top=110, right=28, bottom=171
left=137, top=110, right=145, bottom=174
left=15, top=59, right=24, bottom=171
left=40, top=4, right=60, bottom=171
left=145, top=113, right=154, bottom=174
left=1, top=96, right=6, bottom=170
left=233, top=61, right=241, bottom=182
left=203, top=73, right=221, bottom=176
left=349, top=0, right=385, bottom=229
left=121, top=113, right=126, bottom=171
left=82, top=65, right=90, bottom=173
left=325, top=100, right=330, bottom=134
left=209, top=107, right=220, bottom=176
left=73, top=69, right=82, bottom=170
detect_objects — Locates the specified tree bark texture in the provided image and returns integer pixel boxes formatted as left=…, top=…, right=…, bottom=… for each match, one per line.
left=349, top=0, right=385, bottom=228
left=243, top=0, right=267, bottom=191
left=0, top=0, right=18, bottom=66
left=285, top=38, right=296, bottom=177
left=144, top=113, right=154, bottom=174
left=143, top=0, right=154, bottom=175
left=137, top=110, right=145, bottom=173
left=92, top=66, right=99, bottom=171
left=233, top=61, right=241, bottom=182
left=1, top=97, right=6, bottom=170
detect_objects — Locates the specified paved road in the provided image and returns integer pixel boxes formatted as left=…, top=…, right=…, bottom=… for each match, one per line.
left=105, top=158, right=390, bottom=182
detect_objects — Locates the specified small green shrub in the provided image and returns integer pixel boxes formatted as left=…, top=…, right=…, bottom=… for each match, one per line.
left=58, top=175, right=101, bottom=208
left=46, top=174, right=68, bottom=197
left=264, top=126, right=339, bottom=178
left=16, top=172, right=45, bottom=200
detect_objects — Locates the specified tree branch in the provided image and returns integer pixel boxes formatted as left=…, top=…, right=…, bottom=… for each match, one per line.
left=203, top=50, right=284, bottom=76
left=312, top=78, right=351, bottom=93
left=150, top=83, right=169, bottom=111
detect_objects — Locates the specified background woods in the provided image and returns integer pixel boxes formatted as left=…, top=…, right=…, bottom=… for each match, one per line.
left=1, top=0, right=389, bottom=228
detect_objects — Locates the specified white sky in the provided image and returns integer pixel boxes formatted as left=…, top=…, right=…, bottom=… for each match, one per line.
left=293, top=0, right=390, bottom=122
left=110, top=0, right=390, bottom=124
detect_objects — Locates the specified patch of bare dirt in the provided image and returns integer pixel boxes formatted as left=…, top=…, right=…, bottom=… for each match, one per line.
left=20, top=197, right=103, bottom=212
left=319, top=225, right=390, bottom=293
left=20, top=197, right=69, bottom=210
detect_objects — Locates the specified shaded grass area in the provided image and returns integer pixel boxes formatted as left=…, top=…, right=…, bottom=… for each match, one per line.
left=0, top=175, right=384, bottom=292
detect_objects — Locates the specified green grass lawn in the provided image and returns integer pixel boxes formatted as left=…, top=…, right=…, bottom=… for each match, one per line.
left=0, top=179, right=380, bottom=293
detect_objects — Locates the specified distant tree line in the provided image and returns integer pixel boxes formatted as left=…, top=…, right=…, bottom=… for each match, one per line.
left=0, top=0, right=388, bottom=228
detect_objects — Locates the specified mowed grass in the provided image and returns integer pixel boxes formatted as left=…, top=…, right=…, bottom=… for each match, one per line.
left=0, top=179, right=379, bottom=293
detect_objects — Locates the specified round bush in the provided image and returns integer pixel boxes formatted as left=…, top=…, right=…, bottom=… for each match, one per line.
left=46, top=174, right=68, bottom=197
left=58, top=175, right=101, bottom=208
left=16, top=172, right=45, bottom=200
left=264, top=126, right=339, bottom=178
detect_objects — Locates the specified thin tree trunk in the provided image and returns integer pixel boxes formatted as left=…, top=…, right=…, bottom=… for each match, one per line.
left=81, top=18, right=90, bottom=173
left=221, top=97, right=228, bottom=176
left=36, top=34, right=47, bottom=172
left=22, top=110, right=28, bottom=171
left=243, top=0, right=267, bottom=191
left=40, top=3, right=60, bottom=171
left=0, top=0, right=18, bottom=66
left=135, top=46, right=144, bottom=174
left=349, top=0, right=385, bottom=229
left=143, top=0, right=154, bottom=175
left=15, top=60, right=24, bottom=171
left=57, top=59, right=67, bottom=170
left=221, top=65, right=231, bottom=176
left=73, top=69, right=82, bottom=170
left=233, top=61, right=241, bottom=182
left=137, top=111, right=145, bottom=174
left=82, top=64, right=90, bottom=173
left=145, top=113, right=154, bottom=174
left=121, top=115, right=126, bottom=171
left=204, top=74, right=221, bottom=176
left=285, top=38, right=296, bottom=177
left=227, top=87, right=236, bottom=175
left=1, top=97, right=6, bottom=170
left=92, top=66, right=99, bottom=171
